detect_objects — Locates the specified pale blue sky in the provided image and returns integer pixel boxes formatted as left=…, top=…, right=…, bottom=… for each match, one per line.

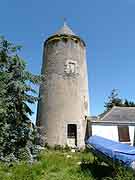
left=1, top=0, right=135, bottom=122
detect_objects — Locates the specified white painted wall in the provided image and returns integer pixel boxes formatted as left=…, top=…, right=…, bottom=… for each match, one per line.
left=92, top=125, right=135, bottom=146
left=129, top=126, right=135, bottom=146
left=92, top=125, right=118, bottom=142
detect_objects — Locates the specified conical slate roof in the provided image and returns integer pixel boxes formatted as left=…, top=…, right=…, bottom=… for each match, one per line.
left=45, top=22, right=85, bottom=47
left=55, top=22, right=75, bottom=36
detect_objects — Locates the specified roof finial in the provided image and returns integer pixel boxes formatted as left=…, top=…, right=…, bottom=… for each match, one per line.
left=55, top=18, right=75, bottom=35
left=63, top=17, right=67, bottom=26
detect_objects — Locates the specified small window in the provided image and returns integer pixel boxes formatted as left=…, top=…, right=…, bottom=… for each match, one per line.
left=118, top=126, right=130, bottom=142
left=67, top=124, right=77, bottom=138
left=75, top=39, right=78, bottom=43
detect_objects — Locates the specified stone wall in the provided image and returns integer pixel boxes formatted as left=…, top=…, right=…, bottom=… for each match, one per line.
left=37, top=35, right=89, bottom=148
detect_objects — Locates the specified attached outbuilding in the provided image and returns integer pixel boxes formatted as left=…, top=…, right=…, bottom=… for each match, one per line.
left=87, top=106, right=135, bottom=146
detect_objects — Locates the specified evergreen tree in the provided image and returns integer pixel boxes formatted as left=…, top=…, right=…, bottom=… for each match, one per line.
left=104, top=89, right=135, bottom=112
left=0, top=36, right=42, bottom=162
left=124, top=99, right=129, bottom=107
left=104, top=89, right=123, bottom=111
left=124, top=100, right=135, bottom=107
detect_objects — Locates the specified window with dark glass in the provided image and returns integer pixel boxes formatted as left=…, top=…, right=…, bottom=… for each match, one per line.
left=118, top=126, right=130, bottom=142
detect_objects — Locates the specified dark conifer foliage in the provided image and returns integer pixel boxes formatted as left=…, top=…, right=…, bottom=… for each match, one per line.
left=0, top=36, right=42, bottom=161
left=104, top=89, right=135, bottom=112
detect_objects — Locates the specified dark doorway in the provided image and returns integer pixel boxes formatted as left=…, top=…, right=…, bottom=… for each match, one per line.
left=67, top=124, right=77, bottom=146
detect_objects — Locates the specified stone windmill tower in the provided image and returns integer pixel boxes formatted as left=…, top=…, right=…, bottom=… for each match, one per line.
left=36, top=22, right=89, bottom=148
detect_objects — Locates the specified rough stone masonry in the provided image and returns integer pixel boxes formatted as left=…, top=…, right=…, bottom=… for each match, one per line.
left=36, top=22, right=89, bottom=148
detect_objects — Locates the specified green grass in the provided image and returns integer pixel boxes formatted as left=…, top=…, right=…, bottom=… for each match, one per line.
left=0, top=150, right=134, bottom=180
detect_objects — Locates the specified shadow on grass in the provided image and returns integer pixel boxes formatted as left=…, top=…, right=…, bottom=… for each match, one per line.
left=81, top=161, right=114, bottom=180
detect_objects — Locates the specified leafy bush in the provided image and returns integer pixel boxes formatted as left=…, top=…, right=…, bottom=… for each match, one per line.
left=54, top=144, right=62, bottom=151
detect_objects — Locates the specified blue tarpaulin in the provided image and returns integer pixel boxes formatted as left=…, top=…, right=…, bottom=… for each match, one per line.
left=86, top=136, right=135, bottom=169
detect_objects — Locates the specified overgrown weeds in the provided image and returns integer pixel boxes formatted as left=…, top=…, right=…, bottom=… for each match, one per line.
left=0, top=150, right=134, bottom=180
